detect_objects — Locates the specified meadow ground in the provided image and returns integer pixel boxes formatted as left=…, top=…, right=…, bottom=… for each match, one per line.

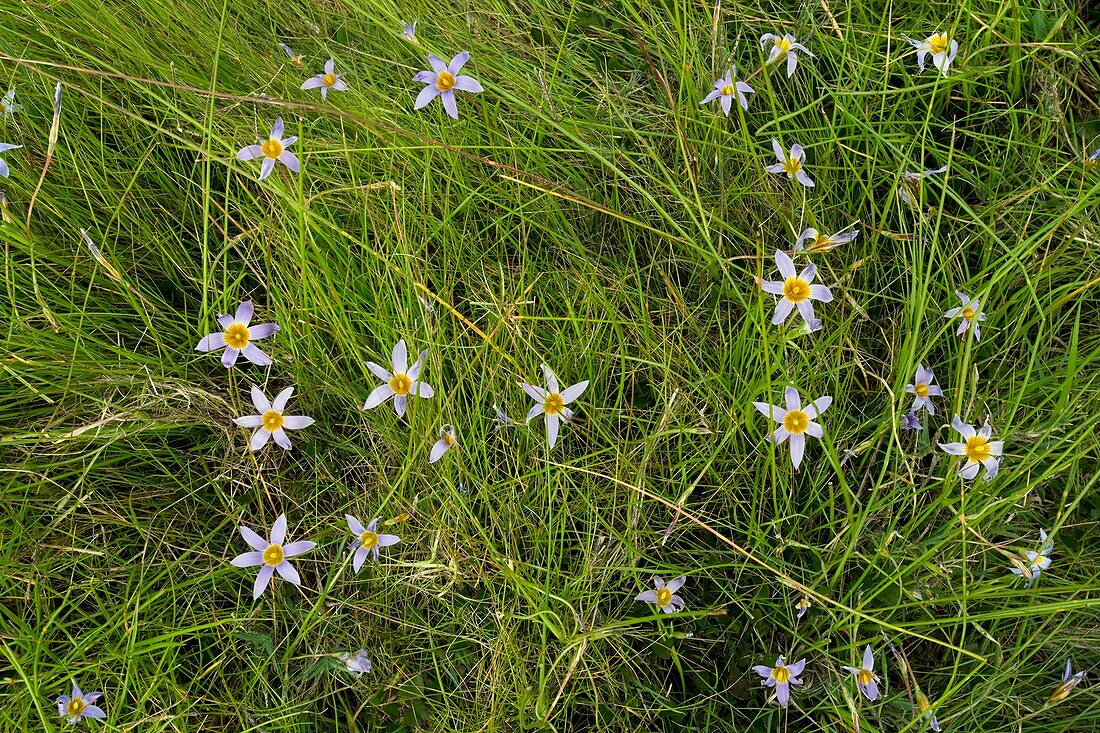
left=1, top=0, right=1099, bottom=730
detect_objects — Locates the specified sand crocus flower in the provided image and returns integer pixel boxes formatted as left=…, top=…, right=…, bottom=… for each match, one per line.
left=901, top=412, right=922, bottom=431
left=753, top=386, right=831, bottom=470
left=413, top=52, right=483, bottom=119
left=795, top=597, right=811, bottom=619
left=843, top=646, right=880, bottom=701
left=195, top=300, right=279, bottom=367
left=58, top=682, right=105, bottom=724
left=234, top=386, right=315, bottom=451
left=753, top=656, right=806, bottom=708
left=760, top=33, right=812, bottom=77
left=301, top=59, right=348, bottom=100
left=938, top=415, right=1002, bottom=481
left=1049, top=659, right=1086, bottom=704
left=363, top=339, right=434, bottom=418
left=916, top=692, right=941, bottom=731
left=766, top=140, right=814, bottom=187
left=0, top=89, right=19, bottom=116
left=345, top=515, right=400, bottom=572
left=519, top=364, right=589, bottom=449
left=910, top=32, right=958, bottom=76
left=795, top=227, right=858, bottom=253
left=236, top=117, right=299, bottom=181
left=635, top=575, right=686, bottom=613
left=906, top=364, right=943, bottom=415
left=0, top=142, right=21, bottom=178
left=401, top=21, right=417, bottom=41
left=700, top=67, right=754, bottom=115
left=230, top=514, right=315, bottom=599
left=897, top=165, right=948, bottom=207
left=339, top=649, right=372, bottom=675
left=943, top=290, right=986, bottom=340
left=280, top=43, right=304, bottom=66
left=759, top=249, right=832, bottom=328
left=1009, top=529, right=1053, bottom=587
left=429, top=424, right=456, bottom=463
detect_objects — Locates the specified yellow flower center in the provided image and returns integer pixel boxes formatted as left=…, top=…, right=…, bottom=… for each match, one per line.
left=857, top=668, right=874, bottom=685
left=1085, top=158, right=1099, bottom=171
left=262, top=410, right=285, bottom=432
left=771, top=666, right=790, bottom=684
left=223, top=322, right=250, bottom=350
left=389, top=373, right=412, bottom=396
left=962, top=307, right=975, bottom=320
left=360, top=530, right=378, bottom=549
left=66, top=698, right=87, bottom=717
left=914, top=383, right=929, bottom=398
left=783, top=409, right=809, bottom=435
left=783, top=157, right=802, bottom=176
left=929, top=34, right=949, bottom=54
left=436, top=70, right=456, bottom=91
left=261, top=138, right=284, bottom=159
left=810, top=234, right=832, bottom=251
left=783, top=277, right=810, bottom=303
left=322, top=72, right=337, bottom=86
left=775, top=37, right=792, bottom=53
left=721, top=83, right=735, bottom=96
left=1032, top=554, right=1047, bottom=569
left=544, top=392, right=565, bottom=415
left=262, top=543, right=285, bottom=566
left=965, top=435, right=990, bottom=462
left=443, top=431, right=455, bottom=447
left=656, top=587, right=672, bottom=606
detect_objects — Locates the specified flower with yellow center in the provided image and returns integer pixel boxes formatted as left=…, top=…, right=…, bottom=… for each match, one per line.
left=57, top=681, right=105, bottom=723
left=231, top=514, right=316, bottom=599
left=759, top=249, right=833, bottom=328
left=700, top=67, right=755, bottom=115
left=236, top=117, right=299, bottom=181
left=916, top=692, right=942, bottom=731
left=1049, top=660, right=1086, bottom=704
left=795, top=596, right=811, bottom=619
left=635, top=575, right=686, bottom=613
left=233, top=385, right=315, bottom=451
left=1010, top=528, right=1053, bottom=587
left=759, top=33, right=813, bottom=77
left=196, top=300, right=280, bottom=367
left=765, top=140, right=815, bottom=187
left=345, top=515, right=400, bottom=572
left=752, top=656, right=807, bottom=708
left=938, top=415, right=1004, bottom=481
left=943, top=290, right=987, bottom=340
left=520, top=364, right=590, bottom=449
left=910, top=31, right=958, bottom=76
left=302, top=58, right=349, bottom=100
left=843, top=646, right=880, bottom=701
left=413, top=52, right=484, bottom=119
left=364, top=339, right=435, bottom=418
left=753, top=386, right=832, bottom=470
left=280, top=43, right=304, bottom=67
left=401, top=21, right=417, bottom=42
left=905, top=364, right=943, bottom=415
left=795, top=227, right=860, bottom=253
left=429, top=424, right=457, bottom=463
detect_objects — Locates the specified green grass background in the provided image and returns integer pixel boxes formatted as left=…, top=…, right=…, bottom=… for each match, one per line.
left=1, top=0, right=1099, bottom=729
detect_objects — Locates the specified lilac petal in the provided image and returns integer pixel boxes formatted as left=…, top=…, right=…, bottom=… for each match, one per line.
left=784, top=386, right=801, bottom=411
left=760, top=279, right=785, bottom=295
left=391, top=340, right=408, bottom=374
left=270, top=514, right=287, bottom=545
left=272, top=429, right=292, bottom=450
left=363, top=383, right=395, bottom=409
left=253, top=564, right=275, bottom=598
left=665, top=576, right=686, bottom=593
left=526, top=403, right=545, bottom=422
left=448, top=51, right=471, bottom=74
left=281, top=135, right=297, bottom=148
left=520, top=382, right=547, bottom=402
left=700, top=89, right=721, bottom=105
left=241, top=525, right=268, bottom=551
left=271, top=117, right=285, bottom=140
left=939, top=441, right=967, bottom=455
left=272, top=387, right=294, bottom=413
left=196, top=332, right=226, bottom=352
left=771, top=139, right=785, bottom=162
left=786, top=52, right=797, bottom=77
left=353, top=546, right=368, bottom=573
left=221, top=347, right=240, bottom=368
left=414, top=70, right=437, bottom=84
left=234, top=415, right=263, bottom=428
left=809, top=284, right=832, bottom=301
left=258, top=157, right=276, bottom=181
left=864, top=678, right=879, bottom=701
left=427, top=55, right=448, bottom=73
left=790, top=143, right=805, bottom=161
left=636, top=590, right=658, bottom=603
left=366, top=361, right=392, bottom=381
left=441, top=90, right=459, bottom=119
left=720, top=94, right=732, bottom=116
left=804, top=421, right=823, bottom=438
left=377, top=533, right=400, bottom=547
left=771, top=426, right=790, bottom=444
left=453, top=75, right=482, bottom=93
left=301, top=77, right=325, bottom=90
left=279, top=150, right=300, bottom=173
left=231, top=551, right=264, bottom=567
left=863, top=646, right=874, bottom=669
left=413, top=381, right=435, bottom=398
left=249, top=322, right=278, bottom=340
left=346, top=514, right=366, bottom=535
left=546, top=412, right=560, bottom=448
left=753, top=401, right=782, bottom=421
left=786, top=659, right=807, bottom=676
left=776, top=681, right=790, bottom=706
left=796, top=169, right=815, bottom=187
left=752, top=665, right=773, bottom=679
left=241, top=343, right=272, bottom=366
left=429, top=438, right=449, bottom=463
left=275, top=560, right=301, bottom=585
left=393, top=394, right=408, bottom=417
left=216, top=314, right=234, bottom=329
left=237, top=144, right=262, bottom=161
left=959, top=461, right=981, bottom=480
left=282, top=415, right=314, bottom=430
left=407, top=349, right=429, bottom=379
left=789, top=432, right=806, bottom=469
left=775, top=249, right=797, bottom=278
left=325, top=58, right=335, bottom=75
left=952, top=415, right=975, bottom=439
left=332, top=78, right=349, bottom=92
left=796, top=300, right=816, bottom=323
left=772, top=298, right=795, bottom=324
left=83, top=705, right=106, bottom=719
left=282, top=540, right=314, bottom=557
left=804, top=396, right=832, bottom=418
left=560, top=381, right=589, bottom=403
left=250, top=385, right=272, bottom=413
left=764, top=163, right=786, bottom=174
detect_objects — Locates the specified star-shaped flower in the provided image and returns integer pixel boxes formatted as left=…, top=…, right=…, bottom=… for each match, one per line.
left=938, top=415, right=1003, bottom=481
left=236, top=117, right=299, bottom=181
left=634, top=575, right=686, bottom=613
left=230, top=514, right=315, bottom=599
left=766, top=140, right=814, bottom=187
left=843, top=646, right=880, bottom=701
left=795, top=227, right=858, bottom=253
left=301, top=59, right=348, bottom=100
left=905, top=364, right=943, bottom=415
left=752, top=656, right=806, bottom=708
left=363, top=339, right=434, bottom=418
left=910, top=32, right=958, bottom=76
left=759, top=249, right=832, bottom=328
left=519, top=364, right=589, bottom=449
left=943, top=290, right=986, bottom=340
left=901, top=412, right=922, bottom=431
left=234, top=386, right=315, bottom=451
left=413, top=52, right=483, bottom=119
left=699, top=67, right=754, bottom=115
left=280, top=43, right=304, bottom=66
left=753, top=386, right=832, bottom=470
left=195, top=300, right=279, bottom=367
left=760, top=33, right=813, bottom=77
left=58, top=682, right=106, bottom=724
left=345, top=515, right=400, bottom=572
left=1009, top=528, right=1053, bottom=588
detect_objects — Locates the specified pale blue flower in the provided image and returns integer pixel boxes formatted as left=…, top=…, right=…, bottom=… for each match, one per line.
left=363, top=339, right=434, bottom=417
left=280, top=43, right=304, bottom=66
left=429, top=424, right=456, bottom=463
left=910, top=33, right=958, bottom=76
left=938, top=415, right=1003, bottom=481
left=340, top=649, right=372, bottom=675
left=236, top=118, right=299, bottom=181
left=752, top=656, right=806, bottom=708
left=635, top=575, right=686, bottom=613
left=760, top=33, right=812, bottom=77
left=766, top=140, right=814, bottom=187
left=752, top=386, right=831, bottom=470
left=901, top=412, right=922, bottom=431
left=699, top=68, right=754, bottom=115
left=843, top=646, right=880, bottom=701
left=230, top=514, right=316, bottom=599
left=414, top=53, right=483, bottom=119
left=195, top=300, right=279, bottom=367
left=759, top=249, right=832, bottom=327
left=301, top=58, right=349, bottom=100
left=58, top=682, right=105, bottom=724
left=795, top=227, right=859, bottom=252
left=943, top=290, right=986, bottom=339
left=519, top=364, right=589, bottom=449
left=0, top=143, right=21, bottom=178
left=346, top=515, right=400, bottom=572
left=1010, top=529, right=1053, bottom=587
left=906, top=364, right=943, bottom=414
left=234, top=386, right=315, bottom=451
left=1050, top=659, right=1086, bottom=703
left=401, top=21, right=417, bottom=41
